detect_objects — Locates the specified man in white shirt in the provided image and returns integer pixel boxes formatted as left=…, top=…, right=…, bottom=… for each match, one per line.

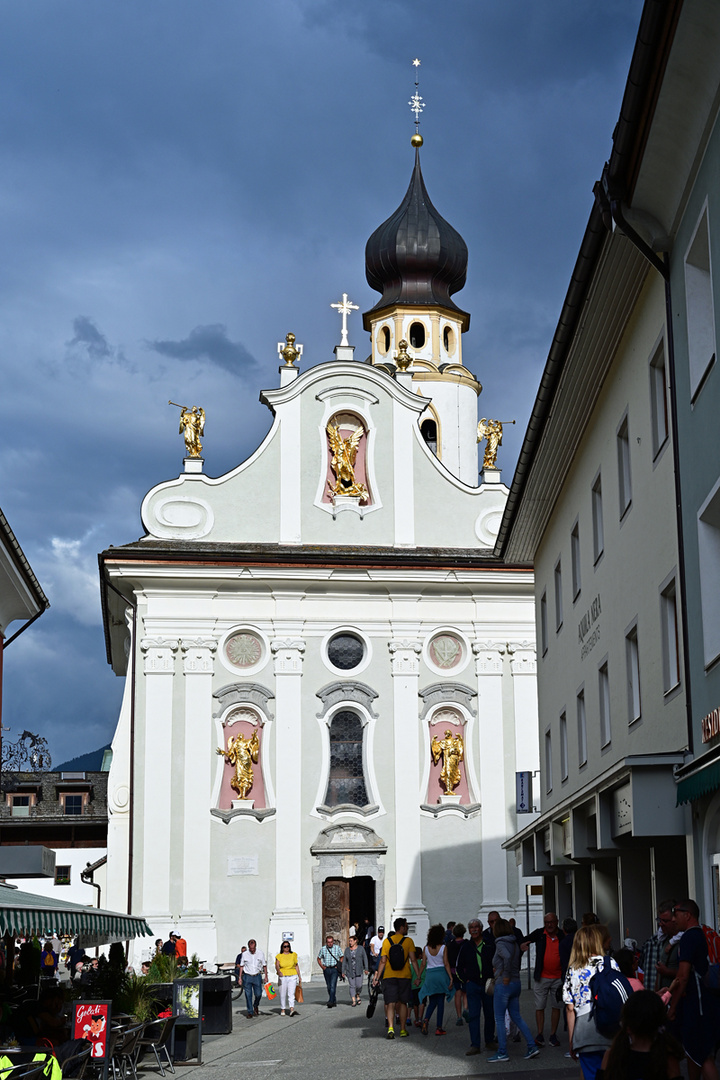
left=240, top=939, right=267, bottom=1018
left=369, top=926, right=385, bottom=974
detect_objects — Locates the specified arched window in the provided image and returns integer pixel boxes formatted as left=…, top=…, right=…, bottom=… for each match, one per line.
left=325, top=710, right=368, bottom=807
left=420, top=418, right=438, bottom=455
left=409, top=321, right=426, bottom=349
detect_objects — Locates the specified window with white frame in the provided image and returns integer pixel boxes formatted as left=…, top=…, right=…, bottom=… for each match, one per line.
left=592, top=473, right=604, bottom=563
left=649, top=342, right=669, bottom=458
left=685, top=206, right=716, bottom=400
left=625, top=623, right=641, bottom=724
left=571, top=522, right=581, bottom=600
left=599, top=660, right=611, bottom=748
left=617, top=414, right=632, bottom=518
left=324, top=709, right=369, bottom=808
left=545, top=729, right=553, bottom=793
left=577, top=689, right=587, bottom=767
left=660, top=576, right=682, bottom=689
left=697, top=480, right=720, bottom=668
left=540, top=591, right=548, bottom=656
left=560, top=711, right=568, bottom=782
left=554, top=559, right=563, bottom=632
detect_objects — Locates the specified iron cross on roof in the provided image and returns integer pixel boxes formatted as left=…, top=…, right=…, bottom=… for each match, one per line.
left=330, top=292, right=359, bottom=347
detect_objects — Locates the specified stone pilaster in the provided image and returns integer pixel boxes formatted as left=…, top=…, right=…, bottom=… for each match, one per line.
left=473, top=641, right=509, bottom=908
left=140, top=638, right=178, bottom=923
left=268, top=639, right=311, bottom=975
left=507, top=641, right=539, bottom=776
left=179, top=638, right=218, bottom=961
left=388, top=639, right=428, bottom=940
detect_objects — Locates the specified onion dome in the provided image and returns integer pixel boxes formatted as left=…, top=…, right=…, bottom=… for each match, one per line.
left=363, top=148, right=470, bottom=329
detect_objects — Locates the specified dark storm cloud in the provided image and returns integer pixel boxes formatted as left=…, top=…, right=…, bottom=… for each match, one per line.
left=68, top=316, right=112, bottom=360
left=149, top=324, right=257, bottom=374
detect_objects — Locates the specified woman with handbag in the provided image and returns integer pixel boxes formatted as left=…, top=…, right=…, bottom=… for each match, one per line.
left=275, top=940, right=301, bottom=1016
left=342, top=935, right=369, bottom=1006
left=489, top=918, right=540, bottom=1062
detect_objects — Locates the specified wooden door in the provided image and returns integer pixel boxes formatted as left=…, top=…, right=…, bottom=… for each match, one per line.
left=322, top=879, right=349, bottom=950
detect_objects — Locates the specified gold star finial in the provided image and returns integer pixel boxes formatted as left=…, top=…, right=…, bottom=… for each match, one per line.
left=409, top=58, right=424, bottom=147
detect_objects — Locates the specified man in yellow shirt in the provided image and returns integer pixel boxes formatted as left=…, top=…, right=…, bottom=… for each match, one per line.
left=373, top=917, right=419, bottom=1039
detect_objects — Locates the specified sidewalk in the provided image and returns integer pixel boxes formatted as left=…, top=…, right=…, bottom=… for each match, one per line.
left=198, top=981, right=579, bottom=1080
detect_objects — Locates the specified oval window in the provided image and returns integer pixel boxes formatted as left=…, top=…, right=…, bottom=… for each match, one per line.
left=409, top=321, right=426, bottom=349
left=443, top=326, right=455, bottom=353
left=421, top=418, right=438, bottom=455
left=327, top=632, right=365, bottom=671
left=379, top=326, right=390, bottom=354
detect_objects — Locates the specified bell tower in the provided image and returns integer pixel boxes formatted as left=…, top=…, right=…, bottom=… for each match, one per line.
left=362, top=66, right=481, bottom=484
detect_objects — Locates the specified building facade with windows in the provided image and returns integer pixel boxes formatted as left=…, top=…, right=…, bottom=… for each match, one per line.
left=494, top=0, right=720, bottom=943
left=99, top=148, right=542, bottom=971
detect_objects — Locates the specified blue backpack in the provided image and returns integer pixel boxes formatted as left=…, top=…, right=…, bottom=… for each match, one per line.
left=589, top=957, right=632, bottom=1037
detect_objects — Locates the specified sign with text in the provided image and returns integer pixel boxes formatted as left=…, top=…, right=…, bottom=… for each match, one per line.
left=516, top=771, right=533, bottom=813
left=73, top=1000, right=111, bottom=1064
left=227, top=855, right=258, bottom=876
left=701, top=706, right=720, bottom=744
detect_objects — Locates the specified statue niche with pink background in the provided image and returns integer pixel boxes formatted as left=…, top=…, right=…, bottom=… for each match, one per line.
left=217, top=708, right=267, bottom=810
left=427, top=708, right=470, bottom=805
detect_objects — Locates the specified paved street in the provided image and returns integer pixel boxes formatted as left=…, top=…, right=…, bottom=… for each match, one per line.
left=198, top=982, right=580, bottom=1080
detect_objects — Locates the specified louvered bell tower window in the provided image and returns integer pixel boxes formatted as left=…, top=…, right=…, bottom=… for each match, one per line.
left=325, top=710, right=368, bottom=807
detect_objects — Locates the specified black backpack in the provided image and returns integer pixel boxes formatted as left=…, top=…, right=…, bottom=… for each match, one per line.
left=387, top=934, right=407, bottom=971
left=589, top=957, right=632, bottom=1037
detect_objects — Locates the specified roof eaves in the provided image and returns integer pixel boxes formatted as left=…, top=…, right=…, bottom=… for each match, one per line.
left=0, top=506, right=49, bottom=612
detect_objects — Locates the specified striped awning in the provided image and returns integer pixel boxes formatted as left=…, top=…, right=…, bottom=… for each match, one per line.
left=0, top=886, right=153, bottom=945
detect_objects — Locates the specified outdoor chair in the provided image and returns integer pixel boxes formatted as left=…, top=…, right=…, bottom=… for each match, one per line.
left=0, top=1062, right=54, bottom=1080
left=110, top=1025, right=145, bottom=1080
left=132, top=1018, right=176, bottom=1077
left=58, top=1044, right=92, bottom=1079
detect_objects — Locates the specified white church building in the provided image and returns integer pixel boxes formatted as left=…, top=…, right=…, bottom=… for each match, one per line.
left=99, top=142, right=541, bottom=973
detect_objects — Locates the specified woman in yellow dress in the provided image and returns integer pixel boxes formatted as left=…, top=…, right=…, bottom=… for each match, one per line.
left=275, top=941, right=301, bottom=1016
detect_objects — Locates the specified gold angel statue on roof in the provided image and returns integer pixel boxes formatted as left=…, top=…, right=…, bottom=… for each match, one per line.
left=216, top=730, right=260, bottom=800
left=326, top=421, right=369, bottom=501
left=477, top=418, right=503, bottom=469
left=431, top=729, right=464, bottom=794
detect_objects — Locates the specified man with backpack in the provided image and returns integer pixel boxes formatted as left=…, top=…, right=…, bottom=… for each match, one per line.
left=373, top=917, right=419, bottom=1039
left=667, top=900, right=719, bottom=1080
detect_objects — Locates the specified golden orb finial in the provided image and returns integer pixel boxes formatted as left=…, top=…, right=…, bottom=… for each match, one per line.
left=411, top=133, right=423, bottom=148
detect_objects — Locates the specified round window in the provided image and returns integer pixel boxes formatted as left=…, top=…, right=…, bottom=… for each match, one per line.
left=327, top=632, right=365, bottom=671
left=225, top=631, right=264, bottom=669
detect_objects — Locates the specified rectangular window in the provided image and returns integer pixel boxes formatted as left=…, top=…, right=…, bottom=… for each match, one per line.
left=55, top=866, right=71, bottom=886
left=661, top=578, right=681, bottom=690
left=599, top=660, right=611, bottom=748
left=626, top=624, right=641, bottom=724
left=697, top=480, right=720, bottom=668
left=592, top=474, right=604, bottom=563
left=560, top=711, right=568, bottom=782
left=571, top=522, right=581, bottom=600
left=577, top=690, right=587, bottom=766
left=540, top=591, right=548, bottom=656
left=554, top=560, right=563, bottom=631
left=62, top=794, right=84, bottom=816
left=9, top=795, right=30, bottom=818
left=649, top=343, right=669, bottom=458
left=545, top=729, right=553, bottom=793
left=685, top=206, right=716, bottom=400
left=617, top=414, right=632, bottom=517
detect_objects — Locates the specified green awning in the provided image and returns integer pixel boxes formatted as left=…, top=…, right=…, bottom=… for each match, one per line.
left=676, top=758, right=720, bottom=805
left=0, top=885, right=154, bottom=945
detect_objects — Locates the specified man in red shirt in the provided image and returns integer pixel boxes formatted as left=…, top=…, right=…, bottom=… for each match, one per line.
left=173, top=933, right=188, bottom=961
left=521, top=912, right=564, bottom=1047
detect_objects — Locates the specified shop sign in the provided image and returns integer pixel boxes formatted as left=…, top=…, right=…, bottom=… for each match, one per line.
left=578, top=594, right=601, bottom=660
left=701, top=706, right=720, bottom=744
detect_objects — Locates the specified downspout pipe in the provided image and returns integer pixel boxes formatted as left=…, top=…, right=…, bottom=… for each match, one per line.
left=102, top=575, right=138, bottom=945
left=595, top=171, right=694, bottom=757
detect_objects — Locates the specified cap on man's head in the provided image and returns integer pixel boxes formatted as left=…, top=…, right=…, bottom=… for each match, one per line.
left=378, top=926, right=384, bottom=931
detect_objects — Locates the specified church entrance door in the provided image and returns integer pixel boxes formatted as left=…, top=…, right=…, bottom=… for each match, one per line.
left=322, top=879, right=349, bottom=949
left=349, top=876, right=375, bottom=941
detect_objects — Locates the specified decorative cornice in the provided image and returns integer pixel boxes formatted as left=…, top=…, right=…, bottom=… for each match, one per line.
left=212, top=683, right=275, bottom=720
left=271, top=638, right=305, bottom=675
left=181, top=637, right=217, bottom=674
left=210, top=806, right=276, bottom=824
left=507, top=640, right=537, bottom=675
left=420, top=801, right=481, bottom=818
left=315, top=803, right=381, bottom=820
left=472, top=641, right=505, bottom=675
left=316, top=682, right=380, bottom=719
left=140, top=637, right=178, bottom=674
left=388, top=639, right=422, bottom=677
left=418, top=682, right=477, bottom=719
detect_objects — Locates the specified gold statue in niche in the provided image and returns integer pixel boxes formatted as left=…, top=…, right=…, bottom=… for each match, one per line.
left=170, top=402, right=205, bottom=458
left=431, top=729, right=464, bottom=794
left=216, top=730, right=260, bottom=800
left=326, top=421, right=369, bottom=501
left=477, top=418, right=515, bottom=468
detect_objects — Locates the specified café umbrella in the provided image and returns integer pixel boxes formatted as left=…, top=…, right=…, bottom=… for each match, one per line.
left=0, top=883, right=153, bottom=948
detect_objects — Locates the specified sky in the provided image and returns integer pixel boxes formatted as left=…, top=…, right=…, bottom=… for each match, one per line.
left=0, top=0, right=644, bottom=764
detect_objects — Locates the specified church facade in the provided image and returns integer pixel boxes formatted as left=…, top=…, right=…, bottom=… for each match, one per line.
left=99, top=146, right=541, bottom=972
